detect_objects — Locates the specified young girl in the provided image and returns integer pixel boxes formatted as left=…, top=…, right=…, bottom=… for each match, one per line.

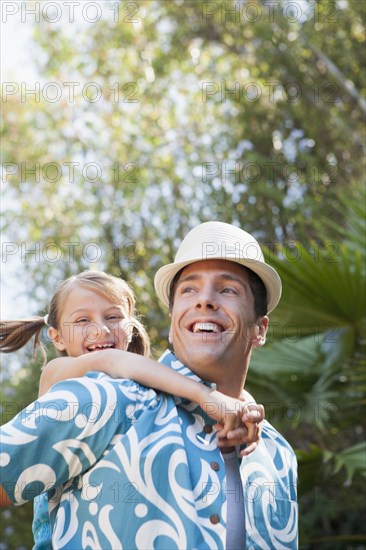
left=0, top=271, right=263, bottom=547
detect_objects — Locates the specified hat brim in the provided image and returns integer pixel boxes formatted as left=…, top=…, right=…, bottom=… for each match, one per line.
left=154, top=257, right=282, bottom=314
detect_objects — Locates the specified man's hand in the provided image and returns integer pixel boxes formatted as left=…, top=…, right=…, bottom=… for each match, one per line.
left=215, top=403, right=264, bottom=456
left=200, top=389, right=264, bottom=456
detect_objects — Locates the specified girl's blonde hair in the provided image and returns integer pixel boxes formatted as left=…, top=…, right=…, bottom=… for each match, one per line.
left=0, top=271, right=150, bottom=361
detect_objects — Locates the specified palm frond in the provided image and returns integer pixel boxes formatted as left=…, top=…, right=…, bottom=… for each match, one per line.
left=324, top=442, right=366, bottom=482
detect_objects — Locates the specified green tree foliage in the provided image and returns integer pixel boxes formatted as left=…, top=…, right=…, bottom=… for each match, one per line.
left=247, top=186, right=366, bottom=547
left=1, top=0, right=365, bottom=547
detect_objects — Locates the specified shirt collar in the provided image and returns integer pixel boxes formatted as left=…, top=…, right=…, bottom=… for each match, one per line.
left=158, top=349, right=217, bottom=390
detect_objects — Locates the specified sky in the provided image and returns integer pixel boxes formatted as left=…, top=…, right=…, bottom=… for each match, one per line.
left=2, top=7, right=36, bottom=318
left=2, top=4, right=35, bottom=80
left=1, top=1, right=118, bottom=319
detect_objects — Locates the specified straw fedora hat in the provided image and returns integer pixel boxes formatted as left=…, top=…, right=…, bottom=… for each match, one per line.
left=154, top=221, right=282, bottom=313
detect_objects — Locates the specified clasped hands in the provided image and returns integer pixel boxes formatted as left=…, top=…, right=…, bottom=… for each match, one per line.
left=202, top=389, right=264, bottom=457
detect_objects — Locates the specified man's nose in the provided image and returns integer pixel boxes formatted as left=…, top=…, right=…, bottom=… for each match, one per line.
left=194, top=287, right=218, bottom=310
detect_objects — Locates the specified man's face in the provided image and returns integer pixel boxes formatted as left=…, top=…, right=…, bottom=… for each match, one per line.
left=169, top=259, right=268, bottom=387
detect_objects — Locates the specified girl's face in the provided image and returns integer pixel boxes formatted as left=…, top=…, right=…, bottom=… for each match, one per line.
left=49, top=285, right=132, bottom=357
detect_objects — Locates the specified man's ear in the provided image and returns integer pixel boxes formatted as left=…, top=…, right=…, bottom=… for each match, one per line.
left=168, top=324, right=173, bottom=345
left=251, top=316, right=269, bottom=348
left=167, top=311, right=173, bottom=344
left=49, top=327, right=66, bottom=352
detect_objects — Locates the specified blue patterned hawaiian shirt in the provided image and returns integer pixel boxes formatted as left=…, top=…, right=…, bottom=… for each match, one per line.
left=0, top=350, right=298, bottom=549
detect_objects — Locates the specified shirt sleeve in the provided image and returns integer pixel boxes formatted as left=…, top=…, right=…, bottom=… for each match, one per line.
left=0, top=373, right=156, bottom=504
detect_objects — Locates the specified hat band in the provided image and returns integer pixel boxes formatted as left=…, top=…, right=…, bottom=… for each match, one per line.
left=176, top=240, right=264, bottom=263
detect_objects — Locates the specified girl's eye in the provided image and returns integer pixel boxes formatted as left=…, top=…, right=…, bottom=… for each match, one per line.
left=107, top=315, right=121, bottom=321
left=75, top=318, right=89, bottom=324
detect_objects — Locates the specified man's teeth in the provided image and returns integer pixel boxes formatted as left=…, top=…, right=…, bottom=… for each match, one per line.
left=192, top=322, right=222, bottom=333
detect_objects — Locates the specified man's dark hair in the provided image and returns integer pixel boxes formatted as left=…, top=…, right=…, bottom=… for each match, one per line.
left=168, top=263, right=268, bottom=318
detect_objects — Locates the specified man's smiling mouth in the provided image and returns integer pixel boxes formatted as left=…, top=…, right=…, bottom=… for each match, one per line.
left=190, top=322, right=225, bottom=334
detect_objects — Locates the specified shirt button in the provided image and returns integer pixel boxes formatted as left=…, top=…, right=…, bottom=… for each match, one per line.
left=210, top=514, right=220, bottom=524
left=210, top=461, right=220, bottom=471
left=203, top=424, right=213, bottom=434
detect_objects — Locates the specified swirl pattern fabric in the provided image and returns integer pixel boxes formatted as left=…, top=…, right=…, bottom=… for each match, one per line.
left=0, top=350, right=298, bottom=549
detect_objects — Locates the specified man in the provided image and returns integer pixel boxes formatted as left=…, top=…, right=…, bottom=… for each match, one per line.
left=0, top=221, right=297, bottom=549
left=154, top=221, right=298, bottom=549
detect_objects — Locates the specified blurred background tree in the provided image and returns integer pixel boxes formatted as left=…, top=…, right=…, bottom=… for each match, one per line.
left=1, top=0, right=365, bottom=547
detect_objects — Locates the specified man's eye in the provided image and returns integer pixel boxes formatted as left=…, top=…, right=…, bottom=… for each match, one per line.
left=221, top=288, right=237, bottom=294
left=181, top=287, right=194, bottom=294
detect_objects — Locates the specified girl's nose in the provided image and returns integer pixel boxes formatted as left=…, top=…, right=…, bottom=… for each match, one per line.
left=101, top=323, right=111, bottom=334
